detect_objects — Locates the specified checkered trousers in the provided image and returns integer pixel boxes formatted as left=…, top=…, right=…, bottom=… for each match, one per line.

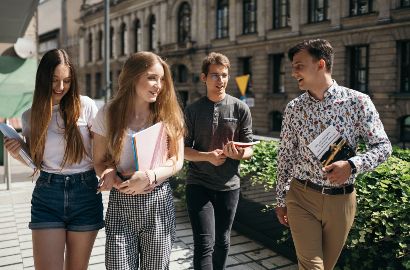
left=105, top=181, right=176, bottom=270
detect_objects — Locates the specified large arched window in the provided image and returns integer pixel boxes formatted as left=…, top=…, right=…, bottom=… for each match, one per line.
left=216, top=0, right=229, bottom=39
left=149, top=15, right=157, bottom=51
left=120, top=22, right=126, bottom=56
left=97, top=30, right=103, bottom=60
left=178, top=2, right=191, bottom=43
left=88, top=32, right=92, bottom=62
left=110, top=26, right=114, bottom=58
left=270, top=111, right=283, bottom=132
left=134, top=19, right=141, bottom=52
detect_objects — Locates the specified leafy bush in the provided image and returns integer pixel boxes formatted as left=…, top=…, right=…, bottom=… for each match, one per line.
left=240, top=141, right=410, bottom=269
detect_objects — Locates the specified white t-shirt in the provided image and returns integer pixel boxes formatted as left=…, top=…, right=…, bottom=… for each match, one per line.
left=91, top=105, right=140, bottom=174
left=22, top=95, right=98, bottom=174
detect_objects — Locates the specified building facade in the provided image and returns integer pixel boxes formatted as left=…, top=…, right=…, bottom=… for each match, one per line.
left=78, top=0, right=410, bottom=145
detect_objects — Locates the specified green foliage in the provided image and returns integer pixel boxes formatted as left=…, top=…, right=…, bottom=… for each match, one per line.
left=241, top=140, right=280, bottom=192
left=240, top=141, right=410, bottom=269
left=339, top=155, right=410, bottom=269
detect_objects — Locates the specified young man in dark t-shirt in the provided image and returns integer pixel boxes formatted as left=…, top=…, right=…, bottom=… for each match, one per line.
left=184, top=52, right=254, bottom=270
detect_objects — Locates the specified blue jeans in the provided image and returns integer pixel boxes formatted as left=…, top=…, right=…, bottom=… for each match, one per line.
left=186, top=184, right=240, bottom=270
left=29, top=170, right=104, bottom=231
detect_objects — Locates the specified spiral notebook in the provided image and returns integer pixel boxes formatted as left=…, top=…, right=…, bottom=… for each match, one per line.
left=131, top=122, right=168, bottom=171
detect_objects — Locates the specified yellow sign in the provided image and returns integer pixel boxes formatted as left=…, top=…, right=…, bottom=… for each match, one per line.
left=235, top=74, right=250, bottom=96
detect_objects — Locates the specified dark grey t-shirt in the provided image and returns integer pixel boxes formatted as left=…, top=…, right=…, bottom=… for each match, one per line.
left=184, top=94, right=253, bottom=191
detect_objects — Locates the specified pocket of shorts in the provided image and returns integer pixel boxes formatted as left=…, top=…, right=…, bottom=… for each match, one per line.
left=81, top=175, right=98, bottom=190
left=35, top=177, right=50, bottom=188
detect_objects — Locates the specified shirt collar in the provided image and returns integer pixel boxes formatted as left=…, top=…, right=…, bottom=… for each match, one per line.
left=306, top=80, right=338, bottom=102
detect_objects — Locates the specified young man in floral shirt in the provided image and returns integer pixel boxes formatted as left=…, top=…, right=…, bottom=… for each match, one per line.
left=275, top=39, right=392, bottom=270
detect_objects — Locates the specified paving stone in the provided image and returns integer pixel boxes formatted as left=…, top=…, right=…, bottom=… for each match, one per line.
left=0, top=264, right=23, bottom=270
left=246, top=248, right=278, bottom=260
left=0, top=246, right=20, bottom=257
left=0, top=255, right=22, bottom=267
left=229, top=242, right=264, bottom=255
left=261, top=255, right=293, bottom=267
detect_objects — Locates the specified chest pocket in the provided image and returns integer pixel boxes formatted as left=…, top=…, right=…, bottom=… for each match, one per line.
left=221, top=117, right=238, bottom=130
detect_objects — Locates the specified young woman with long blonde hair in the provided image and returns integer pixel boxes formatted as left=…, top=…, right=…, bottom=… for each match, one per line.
left=4, top=49, right=104, bottom=270
left=92, top=51, right=185, bottom=269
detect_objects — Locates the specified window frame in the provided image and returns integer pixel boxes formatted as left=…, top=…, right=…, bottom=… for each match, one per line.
left=348, top=45, right=369, bottom=93
left=178, top=2, right=191, bottom=43
left=308, top=0, right=329, bottom=23
left=399, top=40, right=410, bottom=93
left=149, top=15, right=157, bottom=51
left=243, top=0, right=257, bottom=34
left=216, top=0, right=229, bottom=39
left=349, top=0, right=373, bottom=16
left=273, top=0, right=289, bottom=29
left=269, top=53, right=285, bottom=93
left=120, top=22, right=126, bottom=56
left=134, top=19, right=141, bottom=52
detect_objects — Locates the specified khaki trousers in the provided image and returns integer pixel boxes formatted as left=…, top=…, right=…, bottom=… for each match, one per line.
left=286, top=179, right=356, bottom=270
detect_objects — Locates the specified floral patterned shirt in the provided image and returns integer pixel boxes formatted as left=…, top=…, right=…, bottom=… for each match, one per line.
left=276, top=81, right=392, bottom=207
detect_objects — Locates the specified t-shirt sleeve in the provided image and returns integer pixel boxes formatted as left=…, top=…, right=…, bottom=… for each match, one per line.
left=239, top=104, right=253, bottom=143
left=91, top=106, right=107, bottom=137
left=80, top=95, right=99, bottom=127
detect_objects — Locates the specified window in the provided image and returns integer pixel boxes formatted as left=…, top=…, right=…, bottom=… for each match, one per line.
left=178, top=91, right=189, bottom=108
left=97, top=30, right=103, bottom=60
left=149, top=15, right=157, bottom=51
left=171, top=64, right=189, bottom=83
left=110, top=26, right=114, bottom=58
left=348, top=45, right=369, bottom=93
left=401, top=115, right=410, bottom=145
left=273, top=0, right=289, bottom=29
left=308, top=0, right=329, bottom=23
left=178, top=2, right=191, bottom=43
left=120, top=22, right=126, bottom=56
left=85, top=74, right=91, bottom=97
left=270, top=111, right=283, bottom=132
left=134, top=19, right=141, bottom=52
left=95, top=72, right=102, bottom=99
left=350, top=0, right=373, bottom=16
left=178, top=65, right=188, bottom=83
left=399, top=41, right=410, bottom=93
left=88, top=32, right=92, bottom=62
left=216, top=0, right=229, bottom=38
left=243, top=0, right=257, bottom=34
left=269, top=54, right=285, bottom=93
left=401, top=0, right=410, bottom=8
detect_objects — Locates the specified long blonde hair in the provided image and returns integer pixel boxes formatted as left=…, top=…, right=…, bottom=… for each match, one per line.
left=30, top=49, right=86, bottom=172
left=106, top=51, right=185, bottom=165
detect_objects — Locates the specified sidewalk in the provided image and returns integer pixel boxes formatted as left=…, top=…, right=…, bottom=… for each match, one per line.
left=0, top=158, right=297, bottom=270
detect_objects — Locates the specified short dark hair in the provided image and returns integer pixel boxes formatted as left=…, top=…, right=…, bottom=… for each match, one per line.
left=201, top=52, right=230, bottom=75
left=288, top=39, right=334, bottom=72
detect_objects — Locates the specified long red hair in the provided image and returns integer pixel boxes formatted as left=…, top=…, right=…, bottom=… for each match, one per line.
left=106, top=51, right=185, bottom=165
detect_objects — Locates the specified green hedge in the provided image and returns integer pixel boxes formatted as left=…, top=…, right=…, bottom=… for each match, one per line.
left=240, top=141, right=410, bottom=269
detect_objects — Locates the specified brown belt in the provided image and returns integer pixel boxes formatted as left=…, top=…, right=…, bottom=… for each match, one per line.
left=294, top=178, right=354, bottom=195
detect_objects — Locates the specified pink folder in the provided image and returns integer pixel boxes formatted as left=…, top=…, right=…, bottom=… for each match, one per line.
left=132, top=122, right=168, bottom=171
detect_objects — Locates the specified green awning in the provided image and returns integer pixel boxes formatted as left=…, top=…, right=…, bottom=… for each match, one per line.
left=0, top=56, right=36, bottom=118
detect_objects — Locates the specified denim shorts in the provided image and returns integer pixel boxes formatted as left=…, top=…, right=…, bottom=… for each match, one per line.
left=29, top=170, right=105, bottom=231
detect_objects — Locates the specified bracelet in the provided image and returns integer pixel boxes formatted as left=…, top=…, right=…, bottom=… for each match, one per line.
left=145, top=170, right=158, bottom=185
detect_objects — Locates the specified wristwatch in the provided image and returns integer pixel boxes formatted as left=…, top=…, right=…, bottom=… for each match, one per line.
left=347, top=159, right=357, bottom=174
